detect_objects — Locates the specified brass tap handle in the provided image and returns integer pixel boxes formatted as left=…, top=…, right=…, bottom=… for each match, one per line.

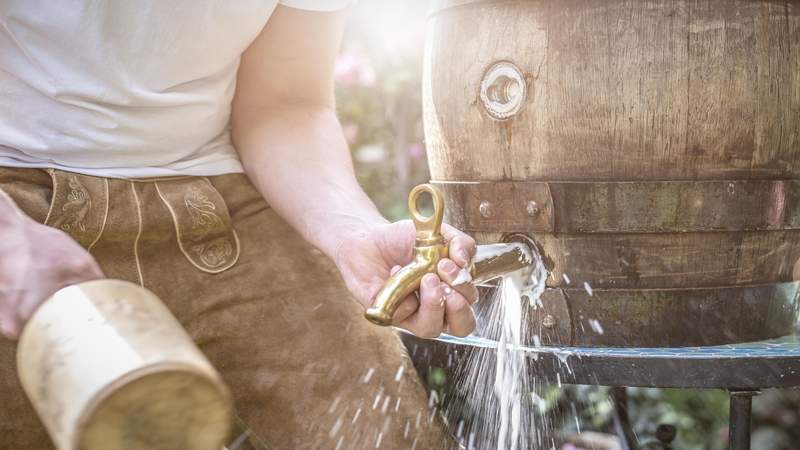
left=408, top=184, right=445, bottom=244
left=365, top=184, right=449, bottom=326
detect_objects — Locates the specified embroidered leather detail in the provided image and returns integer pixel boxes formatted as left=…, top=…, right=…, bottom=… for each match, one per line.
left=191, top=237, right=234, bottom=270
left=184, top=186, right=234, bottom=269
left=55, top=175, right=90, bottom=232
left=45, top=171, right=109, bottom=249
left=184, top=186, right=224, bottom=240
left=155, top=178, right=240, bottom=274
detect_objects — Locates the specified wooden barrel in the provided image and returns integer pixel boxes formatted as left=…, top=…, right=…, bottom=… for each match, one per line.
left=424, top=0, right=800, bottom=347
left=17, top=280, right=232, bottom=450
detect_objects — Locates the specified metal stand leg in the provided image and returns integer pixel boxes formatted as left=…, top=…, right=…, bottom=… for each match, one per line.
left=729, top=390, right=759, bottom=450
left=610, top=387, right=638, bottom=450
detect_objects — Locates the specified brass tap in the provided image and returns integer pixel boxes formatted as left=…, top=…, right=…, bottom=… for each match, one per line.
left=365, top=185, right=539, bottom=327
left=365, top=184, right=448, bottom=326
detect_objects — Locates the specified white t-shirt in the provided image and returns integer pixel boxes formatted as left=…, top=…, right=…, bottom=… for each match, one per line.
left=0, top=0, right=351, bottom=178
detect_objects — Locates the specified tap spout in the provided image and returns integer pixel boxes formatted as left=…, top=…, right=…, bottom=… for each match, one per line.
left=468, top=241, right=534, bottom=285
left=365, top=243, right=447, bottom=326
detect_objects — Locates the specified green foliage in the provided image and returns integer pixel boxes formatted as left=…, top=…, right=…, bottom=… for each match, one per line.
left=428, top=366, right=448, bottom=388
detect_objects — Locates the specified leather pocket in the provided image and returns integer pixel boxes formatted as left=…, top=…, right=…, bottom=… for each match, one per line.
left=44, top=169, right=109, bottom=250
left=0, top=167, right=59, bottom=224
left=154, top=177, right=240, bottom=274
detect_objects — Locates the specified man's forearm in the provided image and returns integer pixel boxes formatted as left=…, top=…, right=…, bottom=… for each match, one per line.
left=232, top=104, right=387, bottom=264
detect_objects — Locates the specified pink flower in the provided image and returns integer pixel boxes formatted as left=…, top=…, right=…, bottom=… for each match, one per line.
left=334, top=54, right=359, bottom=84
left=334, top=52, right=377, bottom=87
left=407, top=143, right=424, bottom=160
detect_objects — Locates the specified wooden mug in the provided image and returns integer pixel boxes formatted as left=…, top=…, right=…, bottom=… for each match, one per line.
left=17, top=279, right=232, bottom=450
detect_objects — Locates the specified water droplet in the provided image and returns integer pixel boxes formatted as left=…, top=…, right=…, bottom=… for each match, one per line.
left=328, top=395, right=342, bottom=414
left=427, top=390, right=439, bottom=409
left=362, top=367, right=375, bottom=384
left=394, top=365, right=404, bottom=382
left=427, top=407, right=437, bottom=424
left=589, top=319, right=604, bottom=335
left=372, top=393, right=381, bottom=410
left=329, top=417, right=343, bottom=438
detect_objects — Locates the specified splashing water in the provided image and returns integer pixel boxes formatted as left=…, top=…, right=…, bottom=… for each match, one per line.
left=494, top=275, right=524, bottom=450
left=441, top=245, right=550, bottom=449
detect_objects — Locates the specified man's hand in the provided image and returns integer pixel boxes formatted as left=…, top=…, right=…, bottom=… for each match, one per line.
left=335, top=220, right=479, bottom=338
left=0, top=193, right=104, bottom=339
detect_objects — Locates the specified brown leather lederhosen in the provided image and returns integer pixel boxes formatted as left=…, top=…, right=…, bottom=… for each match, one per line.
left=0, top=167, right=453, bottom=450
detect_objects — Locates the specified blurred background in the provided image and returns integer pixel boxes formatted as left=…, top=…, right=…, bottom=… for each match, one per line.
left=337, top=1, right=800, bottom=449
left=337, top=1, right=429, bottom=219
